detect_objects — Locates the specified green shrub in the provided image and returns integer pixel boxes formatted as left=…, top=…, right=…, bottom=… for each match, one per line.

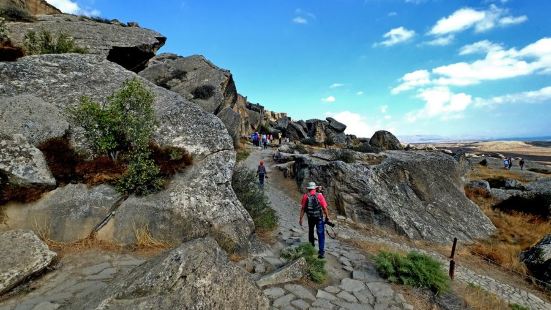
left=116, top=154, right=164, bottom=196
left=232, top=164, right=277, bottom=231
left=375, top=251, right=450, bottom=294
left=24, top=30, right=87, bottom=55
left=192, top=85, right=215, bottom=100
left=509, top=304, right=529, bottom=310
left=281, top=243, right=326, bottom=283
left=0, top=17, right=7, bottom=42
left=0, top=5, right=33, bottom=22
left=236, top=148, right=251, bottom=162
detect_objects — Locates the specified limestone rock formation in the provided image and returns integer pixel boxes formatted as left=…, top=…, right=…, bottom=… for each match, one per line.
left=0, top=54, right=253, bottom=252
left=0, top=133, right=55, bottom=187
left=3, top=184, right=122, bottom=243
left=71, top=238, right=270, bottom=310
left=293, top=150, right=495, bottom=243
left=6, top=15, right=166, bottom=71
left=0, top=0, right=60, bottom=15
left=326, top=117, right=347, bottom=133
left=521, top=234, right=551, bottom=287
left=369, top=130, right=403, bottom=150
left=0, top=230, right=56, bottom=295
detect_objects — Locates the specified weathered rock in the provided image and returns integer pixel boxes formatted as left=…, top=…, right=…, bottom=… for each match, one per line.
left=369, top=130, right=403, bottom=150
left=72, top=238, right=269, bottom=309
left=0, top=230, right=56, bottom=295
left=294, top=151, right=495, bottom=243
left=0, top=0, right=60, bottom=15
left=306, top=119, right=327, bottom=144
left=256, top=257, right=307, bottom=287
left=0, top=95, right=69, bottom=146
left=521, top=234, right=551, bottom=287
left=0, top=134, right=55, bottom=187
left=286, top=121, right=308, bottom=141
left=492, top=178, right=551, bottom=218
left=3, top=184, right=121, bottom=243
left=275, top=117, right=291, bottom=131
left=465, top=180, right=491, bottom=196
left=6, top=15, right=165, bottom=71
left=0, top=54, right=253, bottom=252
left=326, top=117, right=346, bottom=133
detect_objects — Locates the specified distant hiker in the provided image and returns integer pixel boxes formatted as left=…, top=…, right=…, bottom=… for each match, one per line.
left=262, top=134, right=268, bottom=149
left=257, top=160, right=267, bottom=189
left=278, top=132, right=282, bottom=145
left=503, top=158, right=509, bottom=169
left=299, top=181, right=330, bottom=258
left=520, top=158, right=525, bottom=170
left=508, top=157, right=513, bottom=170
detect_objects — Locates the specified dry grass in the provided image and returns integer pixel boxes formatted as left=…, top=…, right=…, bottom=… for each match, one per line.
left=392, top=285, right=440, bottom=310
left=465, top=187, right=551, bottom=274
left=467, top=165, right=529, bottom=183
left=454, top=282, right=510, bottom=310
left=349, top=239, right=408, bottom=257
left=133, top=224, right=172, bottom=250
left=256, top=229, right=277, bottom=245
left=41, top=235, right=122, bottom=257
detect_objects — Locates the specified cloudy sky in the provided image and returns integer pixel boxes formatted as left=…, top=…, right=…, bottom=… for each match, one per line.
left=47, top=0, right=551, bottom=139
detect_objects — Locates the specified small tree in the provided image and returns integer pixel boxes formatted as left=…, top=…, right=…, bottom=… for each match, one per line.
left=24, top=30, right=87, bottom=55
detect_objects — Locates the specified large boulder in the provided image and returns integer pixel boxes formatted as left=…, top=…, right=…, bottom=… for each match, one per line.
left=305, top=119, right=327, bottom=144
left=294, top=151, right=495, bottom=243
left=0, top=0, right=60, bottom=15
left=0, top=230, right=56, bottom=295
left=286, top=122, right=308, bottom=141
left=491, top=178, right=551, bottom=218
left=0, top=95, right=69, bottom=146
left=3, top=184, right=121, bottom=243
left=369, top=130, right=403, bottom=150
left=521, top=234, right=551, bottom=287
left=326, top=117, right=346, bottom=133
left=71, top=238, right=269, bottom=309
left=0, top=54, right=254, bottom=252
left=0, top=133, right=55, bottom=188
left=6, top=14, right=166, bottom=72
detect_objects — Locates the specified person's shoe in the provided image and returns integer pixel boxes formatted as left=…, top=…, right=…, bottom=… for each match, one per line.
left=318, top=254, right=325, bottom=259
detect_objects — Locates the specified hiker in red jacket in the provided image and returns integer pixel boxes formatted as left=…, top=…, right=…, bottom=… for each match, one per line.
left=299, top=182, right=329, bottom=258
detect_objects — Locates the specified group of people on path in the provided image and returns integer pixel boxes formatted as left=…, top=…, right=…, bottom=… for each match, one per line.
left=504, top=157, right=525, bottom=170
left=251, top=132, right=284, bottom=149
left=256, top=157, right=329, bottom=259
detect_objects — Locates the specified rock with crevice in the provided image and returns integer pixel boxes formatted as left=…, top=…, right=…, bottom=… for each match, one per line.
left=6, top=14, right=165, bottom=72
left=0, top=133, right=56, bottom=187
left=294, top=150, right=496, bottom=243
left=0, top=54, right=253, bottom=252
left=71, top=237, right=270, bottom=309
left=256, top=257, right=307, bottom=287
left=3, top=183, right=121, bottom=243
left=0, top=230, right=57, bottom=295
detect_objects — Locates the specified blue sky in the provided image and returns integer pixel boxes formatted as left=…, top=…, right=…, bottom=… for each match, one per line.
left=47, top=0, right=551, bottom=139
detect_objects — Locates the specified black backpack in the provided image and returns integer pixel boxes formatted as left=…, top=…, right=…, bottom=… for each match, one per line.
left=305, top=193, right=322, bottom=219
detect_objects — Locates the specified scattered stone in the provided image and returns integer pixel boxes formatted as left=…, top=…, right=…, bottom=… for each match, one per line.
left=256, top=258, right=307, bottom=287
left=324, top=285, right=341, bottom=294
left=263, top=256, right=285, bottom=267
left=343, top=265, right=354, bottom=272
left=273, top=293, right=295, bottom=308
left=284, top=284, right=316, bottom=301
left=0, top=230, right=57, bottom=295
left=332, top=300, right=370, bottom=310
left=263, top=287, right=286, bottom=299
left=366, top=282, right=395, bottom=298
left=311, top=298, right=335, bottom=309
left=353, top=289, right=374, bottom=304
left=316, top=289, right=338, bottom=301
left=291, top=299, right=310, bottom=310
left=337, top=290, right=359, bottom=303
left=340, top=278, right=366, bottom=293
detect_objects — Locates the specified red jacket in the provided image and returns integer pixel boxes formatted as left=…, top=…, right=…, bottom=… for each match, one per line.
left=300, top=190, right=328, bottom=210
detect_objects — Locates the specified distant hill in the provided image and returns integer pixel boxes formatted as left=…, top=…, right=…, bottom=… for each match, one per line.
left=0, top=0, right=61, bottom=15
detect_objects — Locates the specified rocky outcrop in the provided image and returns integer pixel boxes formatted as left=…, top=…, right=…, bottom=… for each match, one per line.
left=0, top=134, right=55, bottom=188
left=0, top=54, right=253, bottom=252
left=293, top=151, right=495, bottom=243
left=6, top=15, right=166, bottom=71
left=491, top=178, right=551, bottom=218
left=256, top=257, right=307, bottom=287
left=369, top=130, right=403, bottom=150
left=521, top=234, right=551, bottom=287
left=71, top=238, right=269, bottom=309
left=0, top=0, right=60, bottom=15
left=139, top=54, right=253, bottom=143
left=0, top=230, right=56, bottom=295
left=3, top=184, right=122, bottom=243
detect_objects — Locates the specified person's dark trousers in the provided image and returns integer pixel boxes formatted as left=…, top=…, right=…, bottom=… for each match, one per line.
left=307, top=216, right=325, bottom=256
left=258, top=174, right=265, bottom=189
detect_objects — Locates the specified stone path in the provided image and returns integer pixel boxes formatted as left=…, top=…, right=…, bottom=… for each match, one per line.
left=0, top=251, right=144, bottom=310
left=243, top=148, right=413, bottom=310
left=336, top=222, right=551, bottom=310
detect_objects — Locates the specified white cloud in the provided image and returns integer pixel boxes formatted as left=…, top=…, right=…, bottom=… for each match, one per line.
left=388, top=12, right=397, bottom=17
left=391, top=69, right=431, bottom=94
left=475, top=86, right=551, bottom=107
left=428, top=5, right=527, bottom=36
left=380, top=105, right=388, bottom=113
left=393, top=38, right=551, bottom=91
left=374, top=27, right=415, bottom=47
left=321, top=96, right=336, bottom=103
left=292, top=17, right=308, bottom=24
left=406, top=87, right=473, bottom=122
left=424, top=35, right=454, bottom=46
left=329, top=83, right=344, bottom=89
left=356, top=91, right=364, bottom=96
left=45, top=0, right=100, bottom=16
left=384, top=115, right=392, bottom=120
